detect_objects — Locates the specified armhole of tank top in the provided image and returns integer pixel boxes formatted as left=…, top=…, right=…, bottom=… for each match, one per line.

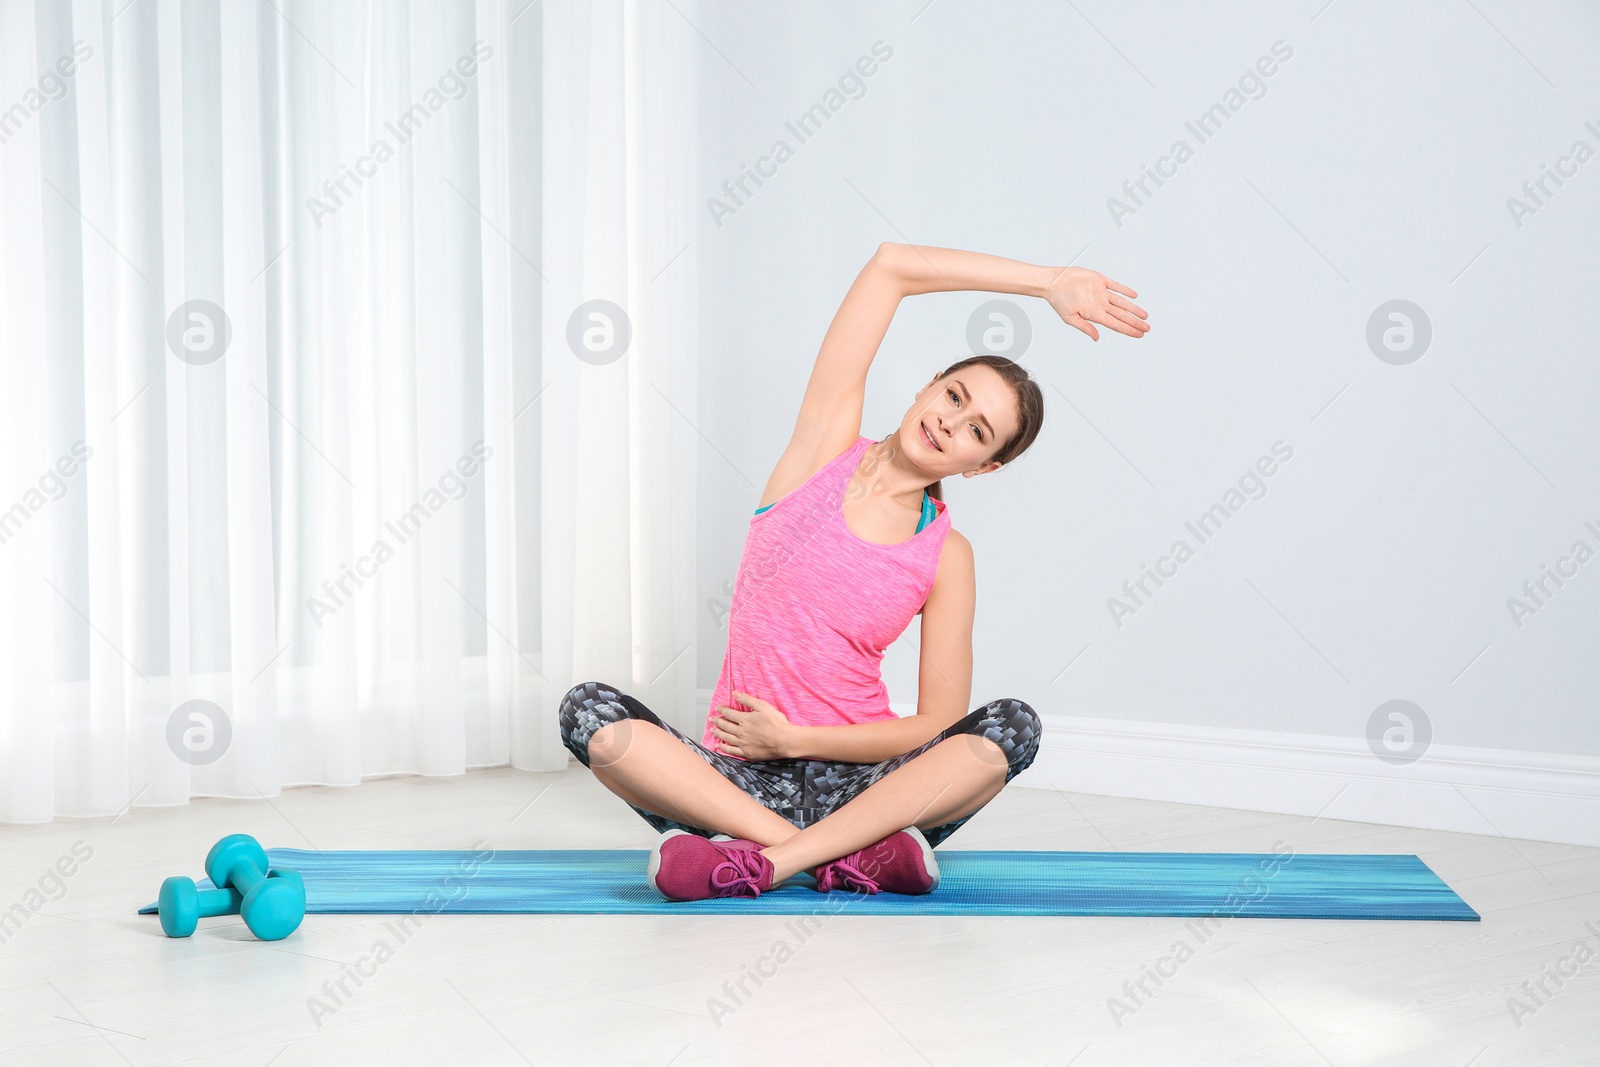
left=752, top=435, right=869, bottom=520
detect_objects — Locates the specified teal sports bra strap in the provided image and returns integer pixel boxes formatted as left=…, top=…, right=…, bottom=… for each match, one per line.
left=757, top=490, right=936, bottom=533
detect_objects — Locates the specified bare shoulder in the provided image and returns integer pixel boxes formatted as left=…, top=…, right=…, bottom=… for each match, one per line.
left=937, top=528, right=974, bottom=583
left=940, top=527, right=973, bottom=566
left=920, top=528, right=974, bottom=613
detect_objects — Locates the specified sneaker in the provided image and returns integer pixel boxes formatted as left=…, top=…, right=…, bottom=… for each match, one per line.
left=648, top=829, right=776, bottom=901
left=813, top=826, right=939, bottom=895
left=712, top=834, right=843, bottom=886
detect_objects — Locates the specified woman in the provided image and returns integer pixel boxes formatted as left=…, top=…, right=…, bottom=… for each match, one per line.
left=560, top=242, right=1149, bottom=901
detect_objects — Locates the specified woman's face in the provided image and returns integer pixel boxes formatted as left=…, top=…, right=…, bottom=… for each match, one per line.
left=899, top=364, right=1018, bottom=478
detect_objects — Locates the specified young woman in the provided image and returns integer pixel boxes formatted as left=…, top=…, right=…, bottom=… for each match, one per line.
left=559, top=242, right=1149, bottom=901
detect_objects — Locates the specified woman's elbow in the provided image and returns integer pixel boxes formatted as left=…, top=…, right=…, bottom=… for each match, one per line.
left=872, top=241, right=905, bottom=266
left=870, top=242, right=909, bottom=289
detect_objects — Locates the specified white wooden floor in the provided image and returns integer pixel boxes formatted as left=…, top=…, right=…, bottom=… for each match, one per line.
left=2, top=764, right=1596, bottom=1066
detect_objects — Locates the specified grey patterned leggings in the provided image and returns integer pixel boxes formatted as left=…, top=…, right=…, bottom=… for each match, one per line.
left=558, top=681, right=1042, bottom=848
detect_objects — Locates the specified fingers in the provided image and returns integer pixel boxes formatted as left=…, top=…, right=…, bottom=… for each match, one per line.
left=1102, top=305, right=1150, bottom=337
left=1104, top=278, right=1137, bottom=299
left=1108, top=292, right=1148, bottom=319
left=711, top=719, right=742, bottom=751
left=1070, top=317, right=1099, bottom=341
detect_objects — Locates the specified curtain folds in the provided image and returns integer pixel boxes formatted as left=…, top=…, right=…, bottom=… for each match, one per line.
left=0, top=0, right=699, bottom=823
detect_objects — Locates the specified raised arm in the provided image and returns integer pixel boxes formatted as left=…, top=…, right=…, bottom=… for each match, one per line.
left=761, top=242, right=1147, bottom=508
left=880, top=242, right=1149, bottom=341
left=770, top=243, right=907, bottom=479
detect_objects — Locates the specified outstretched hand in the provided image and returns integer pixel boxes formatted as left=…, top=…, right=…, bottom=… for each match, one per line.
left=1044, top=265, right=1149, bottom=341
left=709, top=690, right=794, bottom=761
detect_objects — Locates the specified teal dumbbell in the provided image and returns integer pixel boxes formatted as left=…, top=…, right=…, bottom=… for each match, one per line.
left=157, top=878, right=244, bottom=937
left=265, top=868, right=304, bottom=896
left=203, top=834, right=306, bottom=941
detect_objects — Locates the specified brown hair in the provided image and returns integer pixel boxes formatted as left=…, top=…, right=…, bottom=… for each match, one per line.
left=922, top=354, right=1044, bottom=502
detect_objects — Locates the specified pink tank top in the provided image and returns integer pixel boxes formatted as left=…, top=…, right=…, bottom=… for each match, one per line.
left=702, top=435, right=952, bottom=758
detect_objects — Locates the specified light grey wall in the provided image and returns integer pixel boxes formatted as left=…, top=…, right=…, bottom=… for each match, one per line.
left=694, top=1, right=1600, bottom=757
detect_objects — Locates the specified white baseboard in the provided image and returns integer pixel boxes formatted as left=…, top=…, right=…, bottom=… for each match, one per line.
left=695, top=690, right=1599, bottom=847
left=1014, top=712, right=1600, bottom=849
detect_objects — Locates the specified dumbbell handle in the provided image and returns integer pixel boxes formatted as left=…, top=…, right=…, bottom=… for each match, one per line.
left=195, top=885, right=244, bottom=917
left=227, top=858, right=268, bottom=897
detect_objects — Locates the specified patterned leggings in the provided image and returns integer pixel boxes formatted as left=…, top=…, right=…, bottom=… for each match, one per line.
left=558, top=681, right=1042, bottom=848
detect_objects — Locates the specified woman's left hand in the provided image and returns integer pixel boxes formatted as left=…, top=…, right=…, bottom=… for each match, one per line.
left=710, top=691, right=794, bottom=760
left=1043, top=265, right=1150, bottom=341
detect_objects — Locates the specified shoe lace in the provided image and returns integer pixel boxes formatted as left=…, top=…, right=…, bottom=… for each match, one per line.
left=817, top=855, right=879, bottom=894
left=710, top=850, right=769, bottom=897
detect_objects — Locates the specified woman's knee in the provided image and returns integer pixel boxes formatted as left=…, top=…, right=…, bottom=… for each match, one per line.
left=559, top=681, right=639, bottom=766
left=588, top=717, right=670, bottom=769
left=972, top=698, right=1042, bottom=777
left=940, top=732, right=1008, bottom=772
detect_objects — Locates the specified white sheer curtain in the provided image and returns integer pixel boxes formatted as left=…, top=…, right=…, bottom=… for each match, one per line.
left=0, top=0, right=699, bottom=823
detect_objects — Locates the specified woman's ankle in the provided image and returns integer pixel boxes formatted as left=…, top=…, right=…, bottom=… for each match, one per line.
left=755, top=845, right=813, bottom=885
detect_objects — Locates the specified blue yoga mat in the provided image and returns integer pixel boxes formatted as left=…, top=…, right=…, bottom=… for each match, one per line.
left=138, top=847, right=1478, bottom=920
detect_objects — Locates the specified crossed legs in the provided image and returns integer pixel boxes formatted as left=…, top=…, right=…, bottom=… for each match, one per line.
left=588, top=718, right=1007, bottom=885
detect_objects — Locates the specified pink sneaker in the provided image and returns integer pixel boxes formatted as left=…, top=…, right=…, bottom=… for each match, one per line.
left=813, top=826, right=939, bottom=895
left=648, top=830, right=776, bottom=901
